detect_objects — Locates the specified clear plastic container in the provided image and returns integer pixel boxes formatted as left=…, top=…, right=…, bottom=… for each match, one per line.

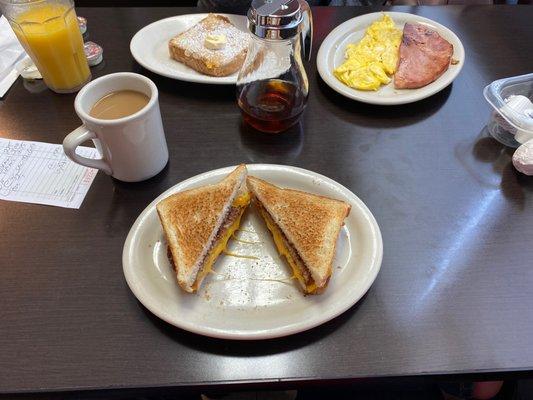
left=483, top=73, right=533, bottom=148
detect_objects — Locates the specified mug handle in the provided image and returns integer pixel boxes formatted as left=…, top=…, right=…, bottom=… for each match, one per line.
left=63, top=126, right=113, bottom=175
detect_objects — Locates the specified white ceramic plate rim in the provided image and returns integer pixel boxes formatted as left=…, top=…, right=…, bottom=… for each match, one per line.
left=316, top=12, right=466, bottom=105
left=129, top=13, right=245, bottom=85
left=122, top=164, right=383, bottom=340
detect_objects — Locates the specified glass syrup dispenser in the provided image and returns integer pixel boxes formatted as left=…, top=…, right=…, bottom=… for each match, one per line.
left=237, top=0, right=312, bottom=133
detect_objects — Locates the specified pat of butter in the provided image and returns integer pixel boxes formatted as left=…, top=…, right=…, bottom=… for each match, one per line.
left=204, top=34, right=227, bottom=50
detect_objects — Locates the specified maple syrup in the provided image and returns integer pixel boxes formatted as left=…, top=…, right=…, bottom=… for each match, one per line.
left=238, top=79, right=308, bottom=134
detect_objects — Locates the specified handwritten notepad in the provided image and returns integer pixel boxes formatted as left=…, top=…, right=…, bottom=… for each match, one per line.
left=0, top=138, right=98, bottom=209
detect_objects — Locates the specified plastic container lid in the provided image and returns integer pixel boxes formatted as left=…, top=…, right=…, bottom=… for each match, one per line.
left=513, top=140, right=533, bottom=175
left=78, top=16, right=87, bottom=34
left=84, top=41, right=103, bottom=66
left=483, top=73, right=533, bottom=144
left=15, top=56, right=42, bottom=80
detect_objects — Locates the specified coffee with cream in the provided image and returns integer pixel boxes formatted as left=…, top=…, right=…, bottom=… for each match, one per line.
left=89, top=90, right=149, bottom=120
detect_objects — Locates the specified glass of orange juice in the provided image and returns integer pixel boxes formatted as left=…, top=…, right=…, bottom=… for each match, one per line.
left=0, top=0, right=91, bottom=93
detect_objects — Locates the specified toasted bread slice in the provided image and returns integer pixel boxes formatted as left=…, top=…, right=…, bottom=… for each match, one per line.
left=156, top=165, right=249, bottom=292
left=168, top=14, right=249, bottom=77
left=247, top=176, right=351, bottom=294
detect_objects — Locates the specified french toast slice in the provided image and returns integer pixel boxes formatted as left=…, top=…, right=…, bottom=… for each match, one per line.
left=168, top=14, right=249, bottom=77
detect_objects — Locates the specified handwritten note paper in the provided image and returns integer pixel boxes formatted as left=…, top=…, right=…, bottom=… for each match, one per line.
left=0, top=138, right=99, bottom=209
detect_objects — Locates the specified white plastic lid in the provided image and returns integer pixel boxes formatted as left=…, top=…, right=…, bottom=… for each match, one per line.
left=513, top=139, right=533, bottom=175
left=15, top=56, right=42, bottom=80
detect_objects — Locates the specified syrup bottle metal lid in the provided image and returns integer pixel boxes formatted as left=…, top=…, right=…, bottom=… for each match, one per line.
left=248, top=0, right=303, bottom=40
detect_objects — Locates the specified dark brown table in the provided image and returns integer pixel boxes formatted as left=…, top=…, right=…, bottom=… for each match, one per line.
left=1, top=5, right=533, bottom=399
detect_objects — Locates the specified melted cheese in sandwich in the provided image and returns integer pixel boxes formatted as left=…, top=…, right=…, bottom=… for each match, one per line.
left=191, top=192, right=251, bottom=290
left=258, top=206, right=317, bottom=293
left=232, top=191, right=251, bottom=207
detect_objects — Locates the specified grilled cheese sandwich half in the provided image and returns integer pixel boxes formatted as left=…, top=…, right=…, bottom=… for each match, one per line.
left=191, top=191, right=251, bottom=291
left=156, top=165, right=250, bottom=293
left=256, top=202, right=318, bottom=293
left=247, top=176, right=350, bottom=295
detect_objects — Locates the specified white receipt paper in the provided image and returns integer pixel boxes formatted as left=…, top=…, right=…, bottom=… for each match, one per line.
left=0, top=138, right=98, bottom=209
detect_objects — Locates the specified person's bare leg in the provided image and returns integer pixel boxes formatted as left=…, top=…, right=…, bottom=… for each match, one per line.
left=472, top=381, right=504, bottom=400
left=441, top=381, right=504, bottom=399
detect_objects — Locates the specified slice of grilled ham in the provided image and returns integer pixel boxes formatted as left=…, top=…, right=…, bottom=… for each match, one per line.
left=394, top=23, right=453, bottom=90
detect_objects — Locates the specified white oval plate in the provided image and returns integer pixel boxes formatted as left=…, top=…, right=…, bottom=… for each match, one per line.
left=317, top=12, right=465, bottom=105
left=123, top=164, right=383, bottom=340
left=130, top=14, right=247, bottom=85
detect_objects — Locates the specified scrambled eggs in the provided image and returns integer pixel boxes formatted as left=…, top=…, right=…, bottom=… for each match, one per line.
left=334, top=14, right=402, bottom=91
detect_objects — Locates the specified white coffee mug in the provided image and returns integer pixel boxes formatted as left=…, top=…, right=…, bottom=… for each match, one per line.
left=63, top=72, right=169, bottom=182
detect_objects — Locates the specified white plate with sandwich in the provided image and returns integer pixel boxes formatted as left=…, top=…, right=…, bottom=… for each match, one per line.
left=130, top=13, right=248, bottom=84
left=317, top=12, right=465, bottom=105
left=123, top=164, right=383, bottom=340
